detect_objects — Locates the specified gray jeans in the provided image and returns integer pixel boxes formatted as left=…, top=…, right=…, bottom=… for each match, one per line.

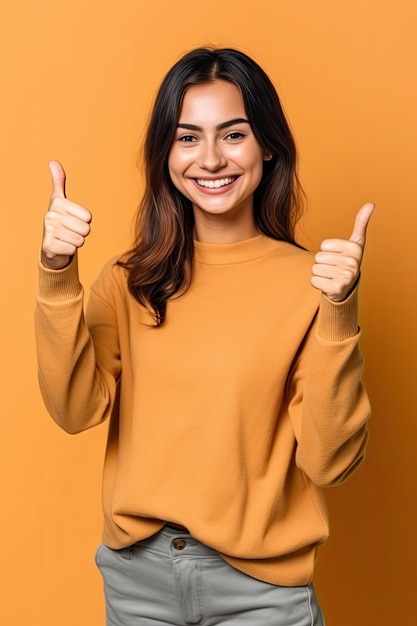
left=95, top=526, right=325, bottom=626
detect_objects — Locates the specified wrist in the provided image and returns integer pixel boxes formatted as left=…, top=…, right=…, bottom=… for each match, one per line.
left=40, top=250, right=72, bottom=270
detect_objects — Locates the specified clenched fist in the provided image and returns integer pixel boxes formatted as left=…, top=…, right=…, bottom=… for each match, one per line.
left=311, top=203, right=375, bottom=302
left=41, top=161, right=92, bottom=270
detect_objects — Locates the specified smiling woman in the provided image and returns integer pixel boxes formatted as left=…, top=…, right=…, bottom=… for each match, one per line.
left=36, top=47, right=373, bottom=626
left=120, top=47, right=304, bottom=326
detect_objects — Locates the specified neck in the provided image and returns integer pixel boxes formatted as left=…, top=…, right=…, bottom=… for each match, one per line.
left=193, top=213, right=258, bottom=244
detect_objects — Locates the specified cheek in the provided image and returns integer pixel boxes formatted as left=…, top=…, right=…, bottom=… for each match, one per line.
left=168, top=147, right=193, bottom=174
left=167, top=150, right=192, bottom=196
left=169, top=163, right=191, bottom=194
left=248, top=153, right=266, bottom=184
left=229, top=143, right=264, bottom=172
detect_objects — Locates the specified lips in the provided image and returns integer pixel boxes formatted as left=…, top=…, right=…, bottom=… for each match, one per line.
left=196, top=176, right=237, bottom=189
left=192, top=176, right=240, bottom=195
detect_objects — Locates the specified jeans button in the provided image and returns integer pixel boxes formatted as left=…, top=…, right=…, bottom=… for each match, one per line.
left=173, top=539, right=187, bottom=550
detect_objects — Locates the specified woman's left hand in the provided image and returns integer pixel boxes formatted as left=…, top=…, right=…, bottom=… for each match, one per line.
left=311, top=203, right=375, bottom=302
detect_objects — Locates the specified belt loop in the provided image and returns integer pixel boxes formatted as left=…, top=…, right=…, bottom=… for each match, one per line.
left=121, top=546, right=133, bottom=560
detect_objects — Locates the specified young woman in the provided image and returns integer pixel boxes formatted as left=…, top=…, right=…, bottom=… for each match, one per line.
left=36, top=47, right=373, bottom=625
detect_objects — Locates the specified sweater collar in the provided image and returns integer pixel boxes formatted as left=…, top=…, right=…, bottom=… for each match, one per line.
left=193, top=233, right=280, bottom=265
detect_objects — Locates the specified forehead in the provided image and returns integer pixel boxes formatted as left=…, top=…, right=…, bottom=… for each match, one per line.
left=178, top=80, right=246, bottom=124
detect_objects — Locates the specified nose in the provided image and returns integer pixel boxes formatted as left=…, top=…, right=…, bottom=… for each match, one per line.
left=198, top=139, right=226, bottom=171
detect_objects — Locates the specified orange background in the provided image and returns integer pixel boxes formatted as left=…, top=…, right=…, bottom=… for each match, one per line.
left=1, top=1, right=416, bottom=624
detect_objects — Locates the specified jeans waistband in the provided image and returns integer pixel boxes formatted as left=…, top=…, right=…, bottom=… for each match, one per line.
left=132, top=525, right=219, bottom=559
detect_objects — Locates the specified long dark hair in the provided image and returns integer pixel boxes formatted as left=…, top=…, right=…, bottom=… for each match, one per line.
left=119, top=47, right=304, bottom=326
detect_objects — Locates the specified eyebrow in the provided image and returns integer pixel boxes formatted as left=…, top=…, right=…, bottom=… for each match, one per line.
left=177, top=118, right=250, bottom=132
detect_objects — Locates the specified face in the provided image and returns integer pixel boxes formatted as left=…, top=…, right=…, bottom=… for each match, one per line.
left=168, top=80, right=269, bottom=241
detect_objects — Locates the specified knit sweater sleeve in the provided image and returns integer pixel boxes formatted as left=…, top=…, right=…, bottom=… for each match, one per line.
left=35, top=254, right=121, bottom=434
left=287, top=285, right=371, bottom=487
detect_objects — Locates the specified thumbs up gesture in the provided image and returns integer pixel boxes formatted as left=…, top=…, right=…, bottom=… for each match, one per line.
left=311, top=203, right=375, bottom=302
left=41, top=161, right=92, bottom=270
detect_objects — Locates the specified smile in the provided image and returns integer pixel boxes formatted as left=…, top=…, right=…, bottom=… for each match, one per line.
left=196, top=177, right=237, bottom=189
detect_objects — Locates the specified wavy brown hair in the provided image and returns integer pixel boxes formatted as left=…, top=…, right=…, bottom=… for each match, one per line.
left=119, top=47, right=304, bottom=325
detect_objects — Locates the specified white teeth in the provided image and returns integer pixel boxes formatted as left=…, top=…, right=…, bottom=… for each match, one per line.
left=196, top=177, right=235, bottom=189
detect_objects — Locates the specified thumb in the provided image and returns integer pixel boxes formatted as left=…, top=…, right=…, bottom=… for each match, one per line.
left=349, top=202, right=375, bottom=247
left=48, top=160, right=66, bottom=199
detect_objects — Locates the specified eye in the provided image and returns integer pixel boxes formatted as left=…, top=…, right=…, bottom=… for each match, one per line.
left=178, top=134, right=198, bottom=143
left=225, top=131, right=246, bottom=141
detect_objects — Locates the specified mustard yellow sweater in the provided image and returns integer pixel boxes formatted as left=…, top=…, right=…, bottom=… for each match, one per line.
left=35, top=234, right=370, bottom=585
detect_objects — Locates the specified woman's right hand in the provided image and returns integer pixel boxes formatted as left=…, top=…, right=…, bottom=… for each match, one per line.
left=41, top=160, right=92, bottom=270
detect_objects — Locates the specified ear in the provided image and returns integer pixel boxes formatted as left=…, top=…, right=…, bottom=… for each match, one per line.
left=263, top=152, right=274, bottom=161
